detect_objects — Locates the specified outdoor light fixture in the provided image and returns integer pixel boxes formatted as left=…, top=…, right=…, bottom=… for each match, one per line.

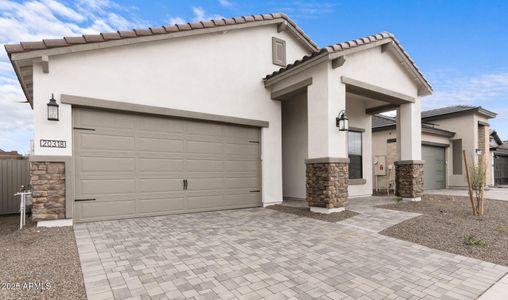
left=336, top=110, right=349, bottom=131
left=47, top=94, right=59, bottom=121
left=475, top=148, right=483, bottom=155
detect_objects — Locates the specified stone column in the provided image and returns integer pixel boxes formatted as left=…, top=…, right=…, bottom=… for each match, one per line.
left=395, top=100, right=423, bottom=201
left=395, top=160, right=423, bottom=199
left=306, top=158, right=349, bottom=213
left=305, top=64, right=349, bottom=213
left=31, top=162, right=66, bottom=221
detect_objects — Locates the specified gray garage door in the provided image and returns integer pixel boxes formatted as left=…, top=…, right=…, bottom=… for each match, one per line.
left=422, top=145, right=446, bottom=190
left=73, top=108, right=261, bottom=222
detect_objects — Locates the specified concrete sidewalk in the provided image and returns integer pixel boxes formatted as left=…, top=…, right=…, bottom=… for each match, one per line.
left=426, top=187, right=508, bottom=201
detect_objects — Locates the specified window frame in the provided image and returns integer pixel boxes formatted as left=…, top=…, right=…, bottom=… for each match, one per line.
left=347, top=129, right=363, bottom=180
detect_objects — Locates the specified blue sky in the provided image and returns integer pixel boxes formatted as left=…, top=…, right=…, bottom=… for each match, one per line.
left=1, top=0, right=507, bottom=153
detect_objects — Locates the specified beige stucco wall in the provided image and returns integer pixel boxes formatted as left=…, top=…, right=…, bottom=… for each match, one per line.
left=32, top=24, right=310, bottom=206
left=282, top=93, right=307, bottom=200
left=430, top=113, right=490, bottom=187
left=372, top=129, right=451, bottom=190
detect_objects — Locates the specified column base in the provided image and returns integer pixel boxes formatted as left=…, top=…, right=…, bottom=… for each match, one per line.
left=305, top=158, right=349, bottom=210
left=395, top=160, right=424, bottom=199
left=310, top=206, right=345, bottom=214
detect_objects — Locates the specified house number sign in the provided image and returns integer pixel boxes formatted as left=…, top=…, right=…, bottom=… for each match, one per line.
left=40, top=139, right=66, bottom=148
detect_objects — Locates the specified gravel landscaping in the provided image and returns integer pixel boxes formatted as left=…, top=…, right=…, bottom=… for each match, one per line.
left=379, top=194, right=508, bottom=266
left=267, top=205, right=358, bottom=222
left=0, top=215, right=86, bottom=300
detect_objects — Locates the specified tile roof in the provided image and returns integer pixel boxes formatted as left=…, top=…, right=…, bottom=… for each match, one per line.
left=372, top=114, right=396, bottom=128
left=372, top=113, right=455, bottom=136
left=4, top=13, right=318, bottom=55
left=421, top=105, right=497, bottom=119
left=264, top=32, right=431, bottom=92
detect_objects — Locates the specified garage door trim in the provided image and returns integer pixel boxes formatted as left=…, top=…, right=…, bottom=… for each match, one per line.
left=62, top=94, right=269, bottom=128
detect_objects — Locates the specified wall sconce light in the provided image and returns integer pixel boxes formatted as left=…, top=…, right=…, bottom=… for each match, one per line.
left=475, top=149, right=483, bottom=155
left=47, top=94, right=59, bottom=121
left=336, top=110, right=349, bottom=131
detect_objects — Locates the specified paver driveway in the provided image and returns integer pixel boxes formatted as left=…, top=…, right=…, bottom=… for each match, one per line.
left=75, top=208, right=508, bottom=300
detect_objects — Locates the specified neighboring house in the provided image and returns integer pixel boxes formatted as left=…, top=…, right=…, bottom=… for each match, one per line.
left=490, top=129, right=508, bottom=186
left=0, top=150, right=25, bottom=159
left=5, top=13, right=432, bottom=223
left=372, top=105, right=497, bottom=191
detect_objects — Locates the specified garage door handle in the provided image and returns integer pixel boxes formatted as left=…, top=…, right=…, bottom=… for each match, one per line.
left=75, top=198, right=96, bottom=202
left=249, top=190, right=260, bottom=193
left=183, top=179, right=188, bottom=190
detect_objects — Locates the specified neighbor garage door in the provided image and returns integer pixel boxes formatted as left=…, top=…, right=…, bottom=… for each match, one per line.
left=73, top=108, right=261, bottom=222
left=422, top=145, right=446, bottom=190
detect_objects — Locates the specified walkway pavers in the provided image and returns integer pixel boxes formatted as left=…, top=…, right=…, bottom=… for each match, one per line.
left=75, top=206, right=508, bottom=300
left=341, top=196, right=420, bottom=232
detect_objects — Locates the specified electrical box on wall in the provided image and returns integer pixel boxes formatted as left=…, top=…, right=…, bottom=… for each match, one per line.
left=374, top=155, right=387, bottom=176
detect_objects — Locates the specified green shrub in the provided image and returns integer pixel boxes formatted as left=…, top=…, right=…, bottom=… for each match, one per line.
left=463, top=234, right=485, bottom=246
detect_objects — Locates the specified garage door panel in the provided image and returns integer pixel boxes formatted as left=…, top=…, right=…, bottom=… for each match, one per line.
left=137, top=116, right=186, bottom=133
left=138, top=158, right=184, bottom=172
left=224, top=143, right=259, bottom=156
left=137, top=197, right=187, bottom=214
left=79, top=157, right=136, bottom=172
left=79, top=179, right=136, bottom=195
left=76, top=109, right=135, bottom=130
left=224, top=161, right=258, bottom=172
left=186, top=141, right=224, bottom=154
left=138, top=178, right=183, bottom=192
left=185, top=160, right=223, bottom=172
left=79, top=134, right=136, bottom=151
left=187, top=122, right=223, bottom=137
left=423, top=145, right=446, bottom=190
left=74, top=108, right=261, bottom=222
left=76, top=200, right=136, bottom=221
left=137, top=137, right=184, bottom=153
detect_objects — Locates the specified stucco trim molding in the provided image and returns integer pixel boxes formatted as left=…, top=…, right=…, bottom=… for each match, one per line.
left=29, top=155, right=74, bottom=220
left=61, top=94, right=269, bottom=128
left=422, top=141, right=450, bottom=148
left=394, top=160, right=424, bottom=165
left=305, top=157, right=350, bottom=164
left=478, top=120, right=490, bottom=126
left=271, top=78, right=312, bottom=100
left=341, top=76, right=415, bottom=104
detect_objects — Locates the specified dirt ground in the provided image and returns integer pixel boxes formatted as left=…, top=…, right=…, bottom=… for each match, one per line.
left=379, top=195, right=508, bottom=266
left=0, top=215, right=86, bottom=300
left=267, top=205, right=359, bottom=222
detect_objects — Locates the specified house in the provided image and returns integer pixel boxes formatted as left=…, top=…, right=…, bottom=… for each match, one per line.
left=372, top=105, right=497, bottom=191
left=5, top=13, right=432, bottom=223
left=0, top=150, right=25, bottom=159
left=490, top=129, right=508, bottom=186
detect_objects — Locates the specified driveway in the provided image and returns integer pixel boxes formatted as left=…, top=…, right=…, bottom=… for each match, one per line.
left=75, top=208, right=507, bottom=300
left=426, top=187, right=508, bottom=201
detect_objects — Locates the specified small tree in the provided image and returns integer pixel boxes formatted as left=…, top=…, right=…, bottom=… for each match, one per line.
left=464, top=150, right=487, bottom=216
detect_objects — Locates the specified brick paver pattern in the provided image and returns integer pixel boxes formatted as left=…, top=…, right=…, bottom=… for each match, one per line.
left=75, top=208, right=508, bottom=300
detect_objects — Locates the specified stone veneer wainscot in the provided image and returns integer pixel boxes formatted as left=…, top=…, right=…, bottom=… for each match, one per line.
left=305, top=158, right=349, bottom=209
left=395, top=160, right=424, bottom=199
left=31, top=162, right=65, bottom=220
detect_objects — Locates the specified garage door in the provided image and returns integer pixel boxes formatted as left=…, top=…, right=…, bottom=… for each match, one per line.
left=73, top=108, right=261, bottom=222
left=422, top=145, right=446, bottom=190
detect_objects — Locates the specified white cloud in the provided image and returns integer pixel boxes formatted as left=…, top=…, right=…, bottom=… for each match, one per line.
left=218, top=0, right=232, bottom=8
left=191, top=7, right=223, bottom=22
left=168, top=16, right=185, bottom=25
left=423, top=71, right=508, bottom=110
left=271, top=1, right=336, bottom=19
left=0, top=0, right=147, bottom=152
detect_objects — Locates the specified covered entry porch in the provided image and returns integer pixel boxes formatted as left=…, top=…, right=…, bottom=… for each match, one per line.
left=264, top=33, right=433, bottom=213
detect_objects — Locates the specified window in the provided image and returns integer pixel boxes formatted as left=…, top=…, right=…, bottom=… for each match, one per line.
left=452, top=139, right=463, bottom=175
left=348, top=131, right=363, bottom=179
left=272, top=37, right=286, bottom=67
